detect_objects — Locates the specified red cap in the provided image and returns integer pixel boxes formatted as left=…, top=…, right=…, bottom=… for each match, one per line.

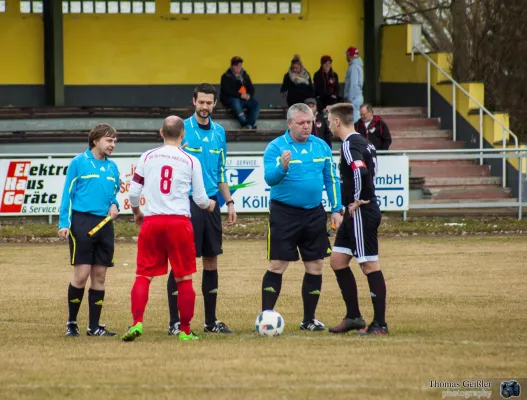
left=345, top=47, right=359, bottom=57
left=320, top=55, right=332, bottom=64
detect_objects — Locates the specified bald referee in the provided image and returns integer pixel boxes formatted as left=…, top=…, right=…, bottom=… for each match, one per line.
left=261, top=103, right=343, bottom=331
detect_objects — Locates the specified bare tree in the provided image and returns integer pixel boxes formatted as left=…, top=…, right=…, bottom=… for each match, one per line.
left=384, top=0, right=527, bottom=141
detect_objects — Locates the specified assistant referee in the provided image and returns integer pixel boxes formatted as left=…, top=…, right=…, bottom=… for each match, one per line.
left=261, top=103, right=344, bottom=331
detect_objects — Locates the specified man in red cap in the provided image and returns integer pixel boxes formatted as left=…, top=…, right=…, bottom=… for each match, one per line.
left=313, top=55, right=341, bottom=111
left=344, top=47, right=363, bottom=123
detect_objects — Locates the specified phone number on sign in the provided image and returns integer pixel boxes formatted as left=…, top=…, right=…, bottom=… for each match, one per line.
left=376, top=194, right=404, bottom=208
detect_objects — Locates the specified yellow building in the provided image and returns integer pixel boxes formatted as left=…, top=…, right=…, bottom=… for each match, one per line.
left=0, top=0, right=383, bottom=107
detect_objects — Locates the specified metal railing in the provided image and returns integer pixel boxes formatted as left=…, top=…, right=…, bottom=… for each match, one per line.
left=376, top=148, right=526, bottom=221
left=410, top=46, right=519, bottom=190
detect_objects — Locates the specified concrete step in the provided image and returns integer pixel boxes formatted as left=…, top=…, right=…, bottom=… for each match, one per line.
left=429, top=187, right=512, bottom=200
left=412, top=197, right=514, bottom=204
left=373, top=107, right=425, bottom=117
left=407, top=197, right=519, bottom=216
left=410, top=159, right=475, bottom=166
left=391, top=130, right=451, bottom=139
left=391, top=139, right=464, bottom=150
left=424, top=176, right=502, bottom=186
left=381, top=118, right=440, bottom=130
left=411, top=164, right=490, bottom=177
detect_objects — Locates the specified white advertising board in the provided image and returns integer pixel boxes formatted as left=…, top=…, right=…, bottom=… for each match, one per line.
left=0, top=155, right=409, bottom=216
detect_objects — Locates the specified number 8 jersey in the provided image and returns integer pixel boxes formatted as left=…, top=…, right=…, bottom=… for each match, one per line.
left=129, top=144, right=211, bottom=216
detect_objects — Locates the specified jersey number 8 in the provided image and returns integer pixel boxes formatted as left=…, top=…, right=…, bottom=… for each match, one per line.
left=160, top=165, right=173, bottom=195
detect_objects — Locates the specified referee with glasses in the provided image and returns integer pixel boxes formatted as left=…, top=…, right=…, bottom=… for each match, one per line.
left=261, top=103, right=343, bottom=331
left=58, top=124, right=121, bottom=337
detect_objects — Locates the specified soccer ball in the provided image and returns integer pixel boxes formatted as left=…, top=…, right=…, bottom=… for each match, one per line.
left=255, top=310, right=285, bottom=337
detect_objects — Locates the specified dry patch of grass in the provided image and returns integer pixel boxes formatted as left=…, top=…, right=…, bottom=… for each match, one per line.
left=0, top=237, right=526, bottom=400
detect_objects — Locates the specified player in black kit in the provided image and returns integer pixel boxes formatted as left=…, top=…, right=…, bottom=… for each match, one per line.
left=325, top=103, right=388, bottom=335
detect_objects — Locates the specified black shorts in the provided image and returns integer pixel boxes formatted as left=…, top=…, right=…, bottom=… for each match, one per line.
left=190, top=196, right=223, bottom=258
left=333, top=206, right=381, bottom=263
left=68, top=211, right=115, bottom=267
left=267, top=200, right=331, bottom=262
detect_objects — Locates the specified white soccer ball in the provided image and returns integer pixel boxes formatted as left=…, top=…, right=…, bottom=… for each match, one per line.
left=255, top=310, right=285, bottom=337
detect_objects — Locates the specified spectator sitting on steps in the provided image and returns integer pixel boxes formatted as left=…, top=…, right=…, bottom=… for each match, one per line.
left=355, top=104, right=392, bottom=151
left=280, top=55, right=315, bottom=107
left=305, top=97, right=332, bottom=149
left=220, top=56, right=260, bottom=129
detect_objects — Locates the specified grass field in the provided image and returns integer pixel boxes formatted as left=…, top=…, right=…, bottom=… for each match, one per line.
left=0, top=236, right=526, bottom=400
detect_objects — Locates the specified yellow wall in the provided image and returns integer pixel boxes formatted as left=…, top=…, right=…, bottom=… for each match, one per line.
left=0, top=0, right=363, bottom=85
left=0, top=3, right=43, bottom=84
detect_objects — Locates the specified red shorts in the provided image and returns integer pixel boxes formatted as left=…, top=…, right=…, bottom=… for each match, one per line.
left=136, top=215, right=197, bottom=278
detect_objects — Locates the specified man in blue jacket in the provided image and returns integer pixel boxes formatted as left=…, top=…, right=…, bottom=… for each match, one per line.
left=344, top=47, right=364, bottom=123
left=58, top=124, right=120, bottom=337
left=261, top=103, right=344, bottom=331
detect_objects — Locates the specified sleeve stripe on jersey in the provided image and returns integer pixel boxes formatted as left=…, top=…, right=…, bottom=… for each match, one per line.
left=177, top=147, right=194, bottom=169
left=144, top=144, right=166, bottom=161
left=353, top=168, right=362, bottom=201
left=343, top=141, right=353, bottom=165
left=132, top=173, right=144, bottom=185
left=329, top=157, right=338, bottom=209
left=220, top=149, right=226, bottom=183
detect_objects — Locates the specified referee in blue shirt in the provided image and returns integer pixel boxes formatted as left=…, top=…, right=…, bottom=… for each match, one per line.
left=262, top=103, right=344, bottom=331
left=58, top=124, right=121, bottom=337
left=165, top=83, right=237, bottom=335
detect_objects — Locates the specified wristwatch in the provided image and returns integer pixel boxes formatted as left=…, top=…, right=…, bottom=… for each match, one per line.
left=226, top=200, right=235, bottom=206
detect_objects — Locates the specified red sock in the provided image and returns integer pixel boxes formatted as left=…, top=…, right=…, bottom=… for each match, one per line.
left=131, top=276, right=151, bottom=325
left=177, top=279, right=195, bottom=335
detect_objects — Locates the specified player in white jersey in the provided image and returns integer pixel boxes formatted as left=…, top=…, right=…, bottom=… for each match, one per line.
left=122, top=116, right=215, bottom=342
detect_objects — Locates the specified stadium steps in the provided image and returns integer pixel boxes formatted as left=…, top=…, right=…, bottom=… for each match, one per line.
left=0, top=105, right=515, bottom=213
left=382, top=108, right=514, bottom=207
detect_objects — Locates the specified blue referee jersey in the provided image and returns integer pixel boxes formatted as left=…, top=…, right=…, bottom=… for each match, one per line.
left=59, top=148, right=121, bottom=229
left=263, top=131, right=342, bottom=213
left=183, top=115, right=228, bottom=197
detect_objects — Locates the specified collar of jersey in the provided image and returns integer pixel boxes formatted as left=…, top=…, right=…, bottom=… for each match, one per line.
left=190, top=114, right=216, bottom=132
left=344, top=132, right=360, bottom=141
left=284, top=130, right=313, bottom=144
left=83, top=148, right=108, bottom=161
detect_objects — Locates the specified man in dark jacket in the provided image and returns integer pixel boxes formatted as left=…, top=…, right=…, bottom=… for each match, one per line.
left=220, top=56, right=260, bottom=129
left=355, top=104, right=392, bottom=150
left=305, top=98, right=332, bottom=149
left=313, top=55, right=341, bottom=111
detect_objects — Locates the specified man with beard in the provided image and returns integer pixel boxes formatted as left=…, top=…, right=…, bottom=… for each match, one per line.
left=166, top=83, right=237, bottom=335
left=58, top=124, right=120, bottom=337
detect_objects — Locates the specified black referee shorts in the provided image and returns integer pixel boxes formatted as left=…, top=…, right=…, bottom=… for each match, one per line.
left=190, top=196, right=223, bottom=258
left=68, top=211, right=115, bottom=267
left=267, top=200, right=331, bottom=262
left=333, top=206, right=381, bottom=263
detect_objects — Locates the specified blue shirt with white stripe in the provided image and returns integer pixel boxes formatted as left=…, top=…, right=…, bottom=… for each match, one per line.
left=263, top=131, right=342, bottom=213
left=183, top=115, right=228, bottom=198
left=58, top=148, right=121, bottom=229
